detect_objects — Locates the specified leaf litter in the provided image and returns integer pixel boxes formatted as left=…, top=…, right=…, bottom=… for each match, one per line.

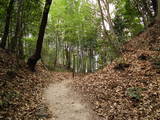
left=0, top=49, right=52, bottom=120
left=0, top=22, right=160, bottom=120
left=72, top=22, right=160, bottom=120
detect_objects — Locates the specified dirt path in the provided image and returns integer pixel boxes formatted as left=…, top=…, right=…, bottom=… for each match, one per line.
left=44, top=80, right=98, bottom=120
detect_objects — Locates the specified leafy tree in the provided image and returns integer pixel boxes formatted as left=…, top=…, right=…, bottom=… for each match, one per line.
left=0, top=0, right=159, bottom=72
left=0, top=0, right=15, bottom=48
left=27, top=0, right=52, bottom=71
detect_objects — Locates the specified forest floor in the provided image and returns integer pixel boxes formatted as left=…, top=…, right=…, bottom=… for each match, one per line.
left=0, top=22, right=160, bottom=120
left=43, top=73, right=99, bottom=120
left=0, top=48, right=53, bottom=120
left=71, top=22, right=160, bottom=119
left=43, top=21, right=160, bottom=120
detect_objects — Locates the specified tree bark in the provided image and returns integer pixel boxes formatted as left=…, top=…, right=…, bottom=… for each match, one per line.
left=54, top=35, right=58, bottom=69
left=18, top=3, right=24, bottom=58
left=156, top=0, right=160, bottom=21
left=27, top=0, right=52, bottom=71
left=102, top=0, right=116, bottom=36
left=72, top=54, right=75, bottom=78
left=142, top=0, right=153, bottom=18
left=97, top=0, right=108, bottom=35
left=151, top=0, right=158, bottom=17
left=0, top=0, right=15, bottom=49
left=10, top=0, right=22, bottom=52
left=89, top=48, right=93, bottom=73
left=65, top=46, right=71, bottom=70
left=97, top=0, right=115, bottom=44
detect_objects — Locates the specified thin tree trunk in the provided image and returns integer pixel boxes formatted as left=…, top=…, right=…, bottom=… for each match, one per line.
left=18, top=3, right=24, bottom=58
left=54, top=20, right=60, bottom=69
left=89, top=48, right=93, bottom=73
left=142, top=0, right=153, bottom=18
left=151, top=0, right=158, bottom=17
left=54, top=36, right=58, bottom=69
left=156, top=0, right=160, bottom=20
left=0, top=0, right=15, bottom=49
left=65, top=46, right=71, bottom=70
left=10, top=0, right=22, bottom=52
left=72, top=54, right=75, bottom=78
left=102, top=0, right=116, bottom=36
left=18, top=20, right=24, bottom=59
left=97, top=0, right=115, bottom=45
left=97, top=0, right=108, bottom=35
left=27, top=0, right=52, bottom=71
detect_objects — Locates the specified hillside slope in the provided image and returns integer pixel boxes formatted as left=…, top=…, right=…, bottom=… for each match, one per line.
left=73, top=22, right=160, bottom=119
left=0, top=49, right=52, bottom=120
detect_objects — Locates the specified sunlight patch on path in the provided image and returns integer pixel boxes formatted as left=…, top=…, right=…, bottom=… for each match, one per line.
left=44, top=80, right=95, bottom=120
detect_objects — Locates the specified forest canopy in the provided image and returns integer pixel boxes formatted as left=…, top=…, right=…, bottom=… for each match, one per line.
left=0, top=0, right=159, bottom=72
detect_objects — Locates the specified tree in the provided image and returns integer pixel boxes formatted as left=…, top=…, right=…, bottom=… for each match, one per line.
left=156, top=0, right=160, bottom=21
left=151, top=0, right=158, bottom=17
left=10, top=0, right=23, bottom=53
left=97, top=0, right=108, bottom=35
left=0, top=0, right=15, bottom=49
left=27, top=0, right=52, bottom=71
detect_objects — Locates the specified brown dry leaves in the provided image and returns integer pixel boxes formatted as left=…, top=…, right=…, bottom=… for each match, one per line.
left=0, top=49, right=52, bottom=120
left=1, top=23, right=160, bottom=120
left=72, top=23, right=160, bottom=119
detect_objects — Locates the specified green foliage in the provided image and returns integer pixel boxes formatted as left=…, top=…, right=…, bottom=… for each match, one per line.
left=23, top=37, right=36, bottom=59
left=113, top=0, right=144, bottom=39
left=0, top=90, right=20, bottom=108
left=127, top=87, right=146, bottom=101
left=41, top=0, right=101, bottom=72
left=0, top=0, right=9, bottom=35
left=0, top=0, right=154, bottom=72
left=127, top=87, right=141, bottom=100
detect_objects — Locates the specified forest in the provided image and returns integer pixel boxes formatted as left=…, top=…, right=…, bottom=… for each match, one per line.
left=0, top=0, right=159, bottom=72
left=0, top=0, right=160, bottom=120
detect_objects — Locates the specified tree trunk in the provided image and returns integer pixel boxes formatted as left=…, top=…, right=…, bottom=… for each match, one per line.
left=54, top=36, right=58, bottom=69
left=18, top=3, right=24, bottom=58
left=27, top=0, right=52, bottom=71
left=89, top=48, right=93, bottom=73
left=97, top=0, right=116, bottom=49
left=10, top=0, right=22, bottom=52
left=102, top=0, right=116, bottom=36
left=72, top=54, right=75, bottom=78
left=65, top=46, right=71, bottom=70
left=142, top=0, right=153, bottom=18
left=0, top=0, right=15, bottom=49
left=152, top=0, right=158, bottom=17
left=97, top=0, right=108, bottom=35
left=156, top=0, right=160, bottom=21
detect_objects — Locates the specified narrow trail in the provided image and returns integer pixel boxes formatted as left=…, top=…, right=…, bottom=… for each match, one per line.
left=44, top=80, right=98, bottom=120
